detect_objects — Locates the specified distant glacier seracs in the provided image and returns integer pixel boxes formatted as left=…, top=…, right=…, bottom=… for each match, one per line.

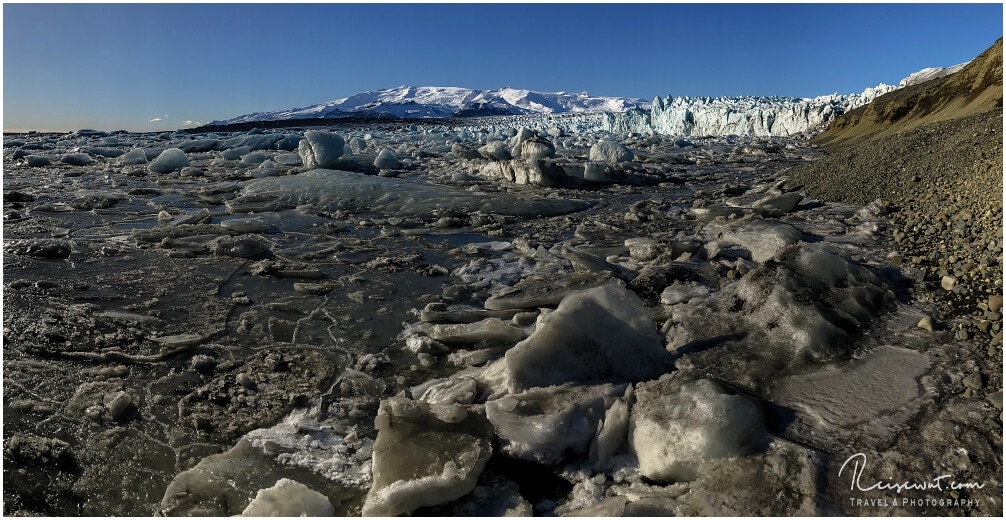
left=603, top=62, right=968, bottom=137
left=603, top=84, right=899, bottom=137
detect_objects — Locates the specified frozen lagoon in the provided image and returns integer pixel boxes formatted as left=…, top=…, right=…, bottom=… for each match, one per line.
left=2, top=116, right=1001, bottom=516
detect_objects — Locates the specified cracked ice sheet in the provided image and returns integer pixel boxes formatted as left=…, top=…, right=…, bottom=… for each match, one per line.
left=233, top=169, right=591, bottom=217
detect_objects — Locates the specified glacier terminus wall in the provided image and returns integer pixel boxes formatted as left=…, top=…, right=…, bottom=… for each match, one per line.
left=603, top=85, right=899, bottom=138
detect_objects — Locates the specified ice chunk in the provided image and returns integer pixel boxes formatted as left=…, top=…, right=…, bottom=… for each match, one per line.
left=417, top=377, right=479, bottom=423
left=118, top=148, right=148, bottom=165
left=373, top=148, right=400, bottom=169
left=519, top=137, right=555, bottom=161
left=241, top=478, right=334, bottom=516
left=589, top=387, right=632, bottom=469
left=503, top=282, right=671, bottom=392
left=738, top=243, right=892, bottom=356
left=165, top=207, right=210, bottom=226
left=659, top=281, right=710, bottom=305
left=362, top=397, right=494, bottom=516
left=509, top=127, right=536, bottom=152
left=240, top=151, right=268, bottom=165
left=26, top=155, right=51, bottom=167
left=348, top=136, right=367, bottom=153
left=221, top=146, right=251, bottom=160
left=630, top=377, right=767, bottom=482
left=298, top=130, right=345, bottom=169
left=753, top=191, right=803, bottom=215
left=581, top=161, right=619, bottom=182
left=484, top=271, right=613, bottom=311
left=708, top=219, right=803, bottom=263
left=273, top=153, right=302, bottom=166
left=625, top=237, right=661, bottom=262
left=59, top=153, right=95, bottom=166
left=148, top=148, right=189, bottom=174
left=477, top=158, right=567, bottom=187
left=589, top=139, right=633, bottom=163
left=417, top=377, right=478, bottom=406
left=416, top=317, right=525, bottom=345
left=485, top=383, right=625, bottom=464
left=478, top=141, right=512, bottom=161
left=451, top=142, right=482, bottom=160
left=252, top=159, right=277, bottom=178
left=461, top=241, right=513, bottom=255
left=159, top=437, right=347, bottom=517
left=689, top=206, right=752, bottom=222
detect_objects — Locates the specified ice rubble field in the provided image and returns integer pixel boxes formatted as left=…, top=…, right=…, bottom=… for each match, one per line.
left=0, top=112, right=979, bottom=516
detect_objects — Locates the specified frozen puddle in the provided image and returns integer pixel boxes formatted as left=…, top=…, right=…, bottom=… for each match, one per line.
left=769, top=346, right=931, bottom=448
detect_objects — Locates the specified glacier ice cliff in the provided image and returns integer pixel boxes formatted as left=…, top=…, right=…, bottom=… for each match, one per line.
left=603, top=84, right=900, bottom=137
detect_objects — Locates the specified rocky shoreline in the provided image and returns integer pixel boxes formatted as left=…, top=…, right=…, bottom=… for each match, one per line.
left=788, top=109, right=1003, bottom=342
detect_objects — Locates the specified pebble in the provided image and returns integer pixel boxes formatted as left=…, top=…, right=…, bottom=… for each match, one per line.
left=106, top=391, right=133, bottom=420
left=235, top=373, right=257, bottom=391
left=190, top=355, right=217, bottom=373
left=917, top=315, right=936, bottom=332
left=941, top=276, right=957, bottom=291
left=989, top=295, right=1003, bottom=312
left=987, top=390, right=1003, bottom=411
left=962, top=369, right=983, bottom=390
left=956, top=328, right=970, bottom=341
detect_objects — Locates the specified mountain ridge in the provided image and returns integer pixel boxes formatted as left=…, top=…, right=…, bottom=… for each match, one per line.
left=213, top=86, right=650, bottom=125
left=812, top=38, right=1002, bottom=146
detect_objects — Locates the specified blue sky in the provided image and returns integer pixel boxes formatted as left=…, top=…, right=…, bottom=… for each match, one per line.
left=3, top=2, right=1002, bottom=132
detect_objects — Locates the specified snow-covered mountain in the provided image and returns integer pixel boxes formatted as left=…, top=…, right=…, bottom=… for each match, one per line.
left=215, top=86, right=649, bottom=125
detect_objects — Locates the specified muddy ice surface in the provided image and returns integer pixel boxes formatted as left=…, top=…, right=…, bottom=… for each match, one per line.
left=3, top=119, right=1001, bottom=516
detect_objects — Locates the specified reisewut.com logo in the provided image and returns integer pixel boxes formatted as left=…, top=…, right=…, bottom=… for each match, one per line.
left=839, top=452, right=986, bottom=508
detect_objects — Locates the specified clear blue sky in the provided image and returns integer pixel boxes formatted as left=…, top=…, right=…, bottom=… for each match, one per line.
left=3, top=2, right=1002, bottom=132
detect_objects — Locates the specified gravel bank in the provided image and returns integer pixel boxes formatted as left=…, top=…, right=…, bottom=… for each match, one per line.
left=787, top=107, right=1003, bottom=351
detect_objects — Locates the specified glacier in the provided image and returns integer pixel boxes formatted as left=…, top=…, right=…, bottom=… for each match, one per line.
left=602, top=84, right=899, bottom=137
left=602, top=58, right=971, bottom=138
